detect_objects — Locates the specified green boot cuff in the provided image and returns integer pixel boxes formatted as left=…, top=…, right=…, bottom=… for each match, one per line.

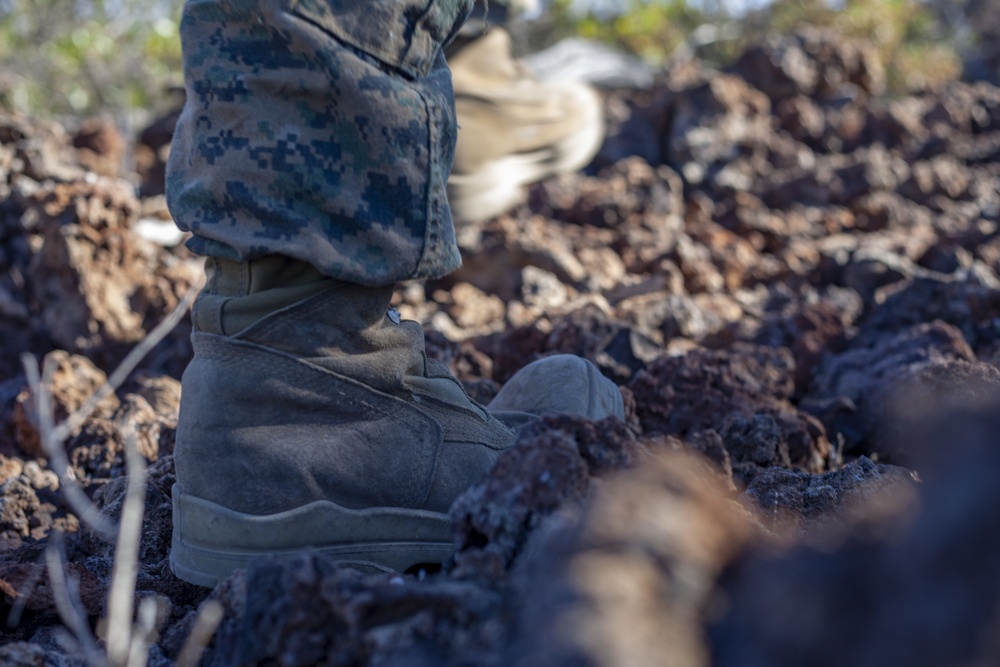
left=194, top=256, right=347, bottom=336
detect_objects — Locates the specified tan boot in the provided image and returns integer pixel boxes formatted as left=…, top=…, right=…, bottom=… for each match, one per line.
left=170, top=256, right=622, bottom=586
left=447, top=27, right=605, bottom=225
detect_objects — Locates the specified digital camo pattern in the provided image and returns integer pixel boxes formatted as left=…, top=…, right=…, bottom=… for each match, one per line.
left=166, top=0, right=473, bottom=285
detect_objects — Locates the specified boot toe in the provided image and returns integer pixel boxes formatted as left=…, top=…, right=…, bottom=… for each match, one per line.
left=487, top=354, right=624, bottom=421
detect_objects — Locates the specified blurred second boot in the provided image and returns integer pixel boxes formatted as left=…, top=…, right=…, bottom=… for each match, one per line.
left=447, top=27, right=605, bottom=225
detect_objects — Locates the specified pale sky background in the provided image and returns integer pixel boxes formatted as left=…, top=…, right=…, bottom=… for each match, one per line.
left=552, top=0, right=777, bottom=19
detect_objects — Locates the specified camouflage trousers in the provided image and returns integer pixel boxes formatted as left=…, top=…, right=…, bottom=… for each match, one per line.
left=165, top=0, right=476, bottom=286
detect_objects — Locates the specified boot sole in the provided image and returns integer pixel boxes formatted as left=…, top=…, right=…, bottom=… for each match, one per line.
left=170, top=488, right=454, bottom=587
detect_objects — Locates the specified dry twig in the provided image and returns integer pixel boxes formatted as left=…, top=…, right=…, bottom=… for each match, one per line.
left=106, top=424, right=148, bottom=667
left=125, top=597, right=164, bottom=667
left=53, top=282, right=200, bottom=443
left=45, top=533, right=104, bottom=666
left=25, top=281, right=208, bottom=666
left=175, top=600, right=225, bottom=667
left=6, top=556, right=44, bottom=629
left=20, top=280, right=202, bottom=540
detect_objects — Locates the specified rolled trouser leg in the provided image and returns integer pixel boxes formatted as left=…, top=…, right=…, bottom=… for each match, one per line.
left=166, top=0, right=474, bottom=285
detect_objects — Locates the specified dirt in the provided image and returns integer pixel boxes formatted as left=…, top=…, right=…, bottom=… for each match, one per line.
left=1, top=25, right=1000, bottom=666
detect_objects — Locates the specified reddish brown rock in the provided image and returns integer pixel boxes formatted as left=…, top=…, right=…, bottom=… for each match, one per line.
left=628, top=344, right=830, bottom=474
left=134, top=103, right=182, bottom=198
left=25, top=177, right=198, bottom=368
left=732, top=26, right=885, bottom=104
left=661, top=72, right=773, bottom=194
left=71, top=116, right=125, bottom=179
left=740, top=456, right=917, bottom=536
left=9, top=350, right=119, bottom=458
left=450, top=416, right=641, bottom=581
left=0, top=554, right=107, bottom=618
left=0, top=112, right=85, bottom=183
left=67, top=393, right=161, bottom=483
left=804, top=320, right=1000, bottom=462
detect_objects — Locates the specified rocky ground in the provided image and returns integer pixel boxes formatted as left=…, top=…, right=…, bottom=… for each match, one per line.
left=1, top=26, right=999, bottom=667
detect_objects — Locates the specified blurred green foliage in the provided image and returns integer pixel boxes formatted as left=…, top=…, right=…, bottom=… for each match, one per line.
left=0, top=0, right=182, bottom=121
left=547, top=0, right=710, bottom=63
left=545, top=0, right=966, bottom=94
left=0, top=0, right=985, bottom=124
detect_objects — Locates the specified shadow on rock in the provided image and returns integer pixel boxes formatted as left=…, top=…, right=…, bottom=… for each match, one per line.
left=710, top=396, right=1000, bottom=667
left=509, top=450, right=755, bottom=667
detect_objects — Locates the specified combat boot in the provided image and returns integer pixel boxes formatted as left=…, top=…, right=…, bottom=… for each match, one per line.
left=446, top=26, right=605, bottom=225
left=170, top=256, right=623, bottom=587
